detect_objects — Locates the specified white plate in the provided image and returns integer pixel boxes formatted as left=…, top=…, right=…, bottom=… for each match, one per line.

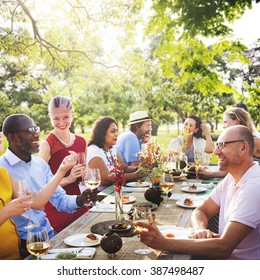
left=126, top=181, right=151, bottom=187
left=181, top=186, right=207, bottom=193
left=110, top=195, right=136, bottom=204
left=158, top=226, right=190, bottom=239
left=64, top=234, right=102, bottom=247
left=176, top=199, right=203, bottom=209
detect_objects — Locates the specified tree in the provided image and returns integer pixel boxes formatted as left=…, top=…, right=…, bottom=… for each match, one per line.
left=148, top=0, right=260, bottom=37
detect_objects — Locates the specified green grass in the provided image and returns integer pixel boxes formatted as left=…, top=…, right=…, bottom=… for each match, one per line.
left=0, top=126, right=218, bottom=164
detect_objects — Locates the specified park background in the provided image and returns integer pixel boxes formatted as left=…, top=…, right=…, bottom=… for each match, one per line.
left=1, top=0, right=260, bottom=165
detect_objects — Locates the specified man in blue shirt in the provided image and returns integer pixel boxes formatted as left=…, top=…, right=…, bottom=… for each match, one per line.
left=0, top=114, right=96, bottom=257
left=116, top=111, right=152, bottom=166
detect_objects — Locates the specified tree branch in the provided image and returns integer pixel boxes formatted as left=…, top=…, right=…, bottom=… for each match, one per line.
left=13, top=0, right=127, bottom=71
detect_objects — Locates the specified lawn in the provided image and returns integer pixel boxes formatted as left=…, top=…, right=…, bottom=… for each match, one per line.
left=0, top=125, right=219, bottom=164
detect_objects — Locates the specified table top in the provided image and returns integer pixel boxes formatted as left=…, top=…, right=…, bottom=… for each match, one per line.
left=26, top=176, right=220, bottom=260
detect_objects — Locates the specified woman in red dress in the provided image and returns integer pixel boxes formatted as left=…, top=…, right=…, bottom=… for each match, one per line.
left=38, top=96, right=88, bottom=233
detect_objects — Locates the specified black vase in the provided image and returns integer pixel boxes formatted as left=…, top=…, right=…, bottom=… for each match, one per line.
left=100, top=232, right=123, bottom=258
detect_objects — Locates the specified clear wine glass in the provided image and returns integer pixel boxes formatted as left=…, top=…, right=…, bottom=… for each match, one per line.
left=85, top=168, right=101, bottom=206
left=18, top=180, right=37, bottom=229
left=77, top=152, right=86, bottom=191
left=194, top=152, right=202, bottom=180
left=160, top=174, right=175, bottom=208
left=26, top=226, right=50, bottom=260
left=132, top=206, right=152, bottom=255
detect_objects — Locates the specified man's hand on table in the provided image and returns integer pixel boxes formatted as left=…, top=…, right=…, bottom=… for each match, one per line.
left=192, top=228, right=220, bottom=239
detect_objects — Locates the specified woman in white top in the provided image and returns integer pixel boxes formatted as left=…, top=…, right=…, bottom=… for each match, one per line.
left=87, top=117, right=145, bottom=191
left=168, top=115, right=214, bottom=164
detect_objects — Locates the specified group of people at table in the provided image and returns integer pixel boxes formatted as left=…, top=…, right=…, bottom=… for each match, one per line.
left=0, top=96, right=260, bottom=260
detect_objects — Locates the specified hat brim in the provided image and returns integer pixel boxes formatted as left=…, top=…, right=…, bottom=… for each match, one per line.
left=129, top=118, right=152, bottom=125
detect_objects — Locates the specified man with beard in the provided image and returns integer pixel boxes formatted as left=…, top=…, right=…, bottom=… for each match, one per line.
left=0, top=114, right=96, bottom=257
left=116, top=111, right=152, bottom=166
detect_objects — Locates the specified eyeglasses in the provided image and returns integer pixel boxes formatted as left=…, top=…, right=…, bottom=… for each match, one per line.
left=17, top=126, right=41, bottom=134
left=214, top=140, right=244, bottom=150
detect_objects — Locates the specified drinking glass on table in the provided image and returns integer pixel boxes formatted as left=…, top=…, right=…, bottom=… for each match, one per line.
left=160, top=173, right=175, bottom=208
left=18, top=180, right=37, bottom=229
left=132, top=206, right=152, bottom=255
left=26, top=226, right=50, bottom=260
left=85, top=168, right=101, bottom=206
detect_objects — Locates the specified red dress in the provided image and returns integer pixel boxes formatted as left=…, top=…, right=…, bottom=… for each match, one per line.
left=44, top=133, right=89, bottom=233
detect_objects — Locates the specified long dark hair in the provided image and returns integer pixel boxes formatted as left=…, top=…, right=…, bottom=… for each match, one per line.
left=188, top=115, right=202, bottom=138
left=88, top=117, right=117, bottom=148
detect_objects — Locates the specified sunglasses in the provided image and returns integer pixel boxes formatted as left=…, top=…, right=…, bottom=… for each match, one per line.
left=214, top=140, right=244, bottom=150
left=16, top=126, right=41, bottom=134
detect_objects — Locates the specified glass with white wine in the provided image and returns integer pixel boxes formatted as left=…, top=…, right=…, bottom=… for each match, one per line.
left=132, top=206, right=152, bottom=255
left=160, top=174, right=175, bottom=208
left=26, top=226, right=50, bottom=260
left=85, top=168, right=101, bottom=206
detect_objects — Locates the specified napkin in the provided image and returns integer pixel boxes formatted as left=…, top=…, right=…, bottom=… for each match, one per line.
left=122, top=186, right=148, bottom=192
left=181, top=182, right=214, bottom=189
left=90, top=204, right=132, bottom=213
left=169, top=193, right=191, bottom=200
left=42, top=248, right=96, bottom=260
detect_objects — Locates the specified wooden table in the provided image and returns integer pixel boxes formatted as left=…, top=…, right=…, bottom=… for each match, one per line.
left=26, top=176, right=219, bottom=260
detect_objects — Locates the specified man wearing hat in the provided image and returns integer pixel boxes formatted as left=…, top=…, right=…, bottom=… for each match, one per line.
left=116, top=111, right=152, bottom=166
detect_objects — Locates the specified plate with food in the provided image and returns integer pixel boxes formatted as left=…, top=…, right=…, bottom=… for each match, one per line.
left=108, top=222, right=132, bottom=232
left=181, top=185, right=207, bottom=193
left=158, top=226, right=190, bottom=239
left=110, top=195, right=136, bottom=204
left=176, top=198, right=203, bottom=209
left=132, top=202, right=158, bottom=211
left=64, top=233, right=102, bottom=247
left=125, top=181, right=151, bottom=188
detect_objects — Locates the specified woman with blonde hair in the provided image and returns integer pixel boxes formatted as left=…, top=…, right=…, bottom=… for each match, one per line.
left=223, top=107, right=254, bottom=133
left=198, top=107, right=260, bottom=178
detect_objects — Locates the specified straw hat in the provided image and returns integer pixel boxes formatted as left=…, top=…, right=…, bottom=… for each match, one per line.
left=129, top=111, right=151, bottom=125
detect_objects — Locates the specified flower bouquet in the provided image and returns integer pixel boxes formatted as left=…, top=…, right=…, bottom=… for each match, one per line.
left=137, top=140, right=166, bottom=184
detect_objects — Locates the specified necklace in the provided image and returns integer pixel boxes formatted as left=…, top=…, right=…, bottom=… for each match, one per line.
left=52, top=131, right=73, bottom=147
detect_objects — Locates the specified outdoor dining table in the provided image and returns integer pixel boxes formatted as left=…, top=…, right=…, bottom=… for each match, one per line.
left=26, top=173, right=221, bottom=260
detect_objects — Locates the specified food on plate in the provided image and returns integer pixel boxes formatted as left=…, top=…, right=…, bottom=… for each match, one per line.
left=189, top=184, right=197, bottom=191
left=184, top=198, right=193, bottom=206
left=111, top=222, right=128, bottom=230
left=164, top=233, right=175, bottom=239
left=122, top=195, right=130, bottom=203
left=86, top=233, right=98, bottom=243
left=135, top=181, right=142, bottom=186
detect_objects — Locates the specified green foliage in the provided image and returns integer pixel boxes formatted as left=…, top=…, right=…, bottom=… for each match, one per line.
left=149, top=0, right=255, bottom=37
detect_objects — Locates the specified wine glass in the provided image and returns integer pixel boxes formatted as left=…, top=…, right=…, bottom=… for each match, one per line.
left=85, top=168, right=101, bottom=206
left=159, top=174, right=175, bottom=208
left=77, top=152, right=86, bottom=191
left=26, top=226, right=50, bottom=260
left=194, top=152, right=202, bottom=180
left=132, top=205, right=152, bottom=255
left=18, top=180, right=37, bottom=229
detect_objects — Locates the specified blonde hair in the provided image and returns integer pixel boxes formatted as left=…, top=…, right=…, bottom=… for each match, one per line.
left=223, top=107, right=254, bottom=133
left=48, top=96, right=74, bottom=113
